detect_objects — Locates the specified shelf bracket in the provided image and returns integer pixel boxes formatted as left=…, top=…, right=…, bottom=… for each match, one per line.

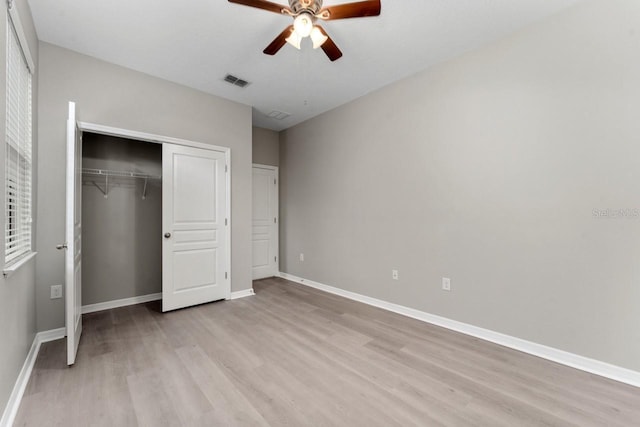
left=92, top=180, right=108, bottom=198
left=142, top=177, right=148, bottom=200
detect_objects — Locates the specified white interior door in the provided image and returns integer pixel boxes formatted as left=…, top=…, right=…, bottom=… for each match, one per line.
left=162, top=144, right=229, bottom=311
left=252, top=165, right=278, bottom=279
left=65, top=101, right=82, bottom=365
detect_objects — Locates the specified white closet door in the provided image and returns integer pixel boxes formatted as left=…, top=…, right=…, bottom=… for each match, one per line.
left=252, top=165, right=278, bottom=279
left=65, top=101, right=82, bottom=365
left=162, top=144, right=229, bottom=311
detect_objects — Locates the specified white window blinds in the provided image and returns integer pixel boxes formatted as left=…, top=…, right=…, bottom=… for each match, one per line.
left=5, top=15, right=33, bottom=265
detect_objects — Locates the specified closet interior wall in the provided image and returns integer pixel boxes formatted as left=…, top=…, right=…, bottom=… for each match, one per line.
left=81, top=133, right=162, bottom=306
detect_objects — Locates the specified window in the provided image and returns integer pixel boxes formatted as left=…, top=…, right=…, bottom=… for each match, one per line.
left=5, top=13, right=33, bottom=266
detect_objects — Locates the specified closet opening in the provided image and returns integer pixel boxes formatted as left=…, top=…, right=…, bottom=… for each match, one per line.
left=64, top=107, right=232, bottom=365
left=81, top=132, right=163, bottom=311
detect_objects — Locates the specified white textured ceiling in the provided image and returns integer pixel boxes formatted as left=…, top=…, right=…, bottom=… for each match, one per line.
left=28, top=0, right=580, bottom=131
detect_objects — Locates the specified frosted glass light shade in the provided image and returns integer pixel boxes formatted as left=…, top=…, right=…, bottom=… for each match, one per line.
left=286, top=31, right=302, bottom=49
left=293, top=13, right=313, bottom=38
left=310, top=27, right=328, bottom=49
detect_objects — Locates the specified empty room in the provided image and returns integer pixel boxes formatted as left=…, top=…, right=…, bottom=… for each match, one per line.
left=2, top=0, right=640, bottom=425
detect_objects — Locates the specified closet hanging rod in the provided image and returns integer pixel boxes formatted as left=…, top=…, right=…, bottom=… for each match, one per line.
left=81, top=168, right=161, bottom=180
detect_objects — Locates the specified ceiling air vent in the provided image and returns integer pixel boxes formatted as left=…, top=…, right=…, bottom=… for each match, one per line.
left=267, top=110, right=291, bottom=120
left=223, top=74, right=250, bottom=88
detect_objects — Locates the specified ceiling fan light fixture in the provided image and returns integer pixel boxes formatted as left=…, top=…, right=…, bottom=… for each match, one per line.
left=293, top=12, right=313, bottom=38
left=285, top=31, right=302, bottom=49
left=228, top=0, right=382, bottom=61
left=310, top=26, right=328, bottom=49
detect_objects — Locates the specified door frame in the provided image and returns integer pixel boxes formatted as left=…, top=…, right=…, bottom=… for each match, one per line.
left=76, top=120, right=232, bottom=296
left=252, top=163, right=279, bottom=277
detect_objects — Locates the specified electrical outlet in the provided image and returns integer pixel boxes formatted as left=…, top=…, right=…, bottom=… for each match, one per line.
left=50, top=285, right=63, bottom=299
left=299, top=253, right=304, bottom=262
left=392, top=270, right=399, bottom=280
left=442, top=277, right=451, bottom=291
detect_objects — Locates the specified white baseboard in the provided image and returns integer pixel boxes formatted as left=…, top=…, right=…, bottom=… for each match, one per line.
left=37, top=327, right=66, bottom=343
left=228, top=288, right=255, bottom=300
left=0, top=338, right=39, bottom=427
left=0, top=328, right=66, bottom=427
left=82, top=293, right=162, bottom=314
left=277, top=272, right=640, bottom=389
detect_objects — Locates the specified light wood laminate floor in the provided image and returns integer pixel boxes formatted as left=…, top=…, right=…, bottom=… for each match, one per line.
left=15, top=277, right=640, bottom=426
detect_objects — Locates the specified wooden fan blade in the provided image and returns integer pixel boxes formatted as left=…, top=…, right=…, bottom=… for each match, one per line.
left=227, top=0, right=291, bottom=15
left=315, top=26, right=343, bottom=61
left=264, top=25, right=294, bottom=55
left=317, top=0, right=380, bottom=20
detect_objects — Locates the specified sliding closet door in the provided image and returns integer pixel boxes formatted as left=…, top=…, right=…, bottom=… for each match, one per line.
left=162, top=144, right=229, bottom=311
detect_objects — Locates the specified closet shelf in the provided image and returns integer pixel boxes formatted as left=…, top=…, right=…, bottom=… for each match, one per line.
left=82, top=168, right=161, bottom=199
left=82, top=168, right=161, bottom=180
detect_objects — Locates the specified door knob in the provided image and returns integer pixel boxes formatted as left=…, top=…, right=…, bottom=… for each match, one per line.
left=56, top=243, right=67, bottom=250
left=164, top=232, right=171, bottom=239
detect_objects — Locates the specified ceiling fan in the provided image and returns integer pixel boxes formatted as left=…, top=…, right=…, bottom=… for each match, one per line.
left=227, top=0, right=381, bottom=61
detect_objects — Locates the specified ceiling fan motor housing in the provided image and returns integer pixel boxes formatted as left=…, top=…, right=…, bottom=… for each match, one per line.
left=289, top=0, right=322, bottom=15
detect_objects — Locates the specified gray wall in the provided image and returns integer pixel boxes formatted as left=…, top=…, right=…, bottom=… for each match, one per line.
left=82, top=134, right=162, bottom=305
left=252, top=127, right=279, bottom=167
left=0, top=0, right=39, bottom=417
left=280, top=0, right=640, bottom=372
left=36, top=42, right=253, bottom=331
